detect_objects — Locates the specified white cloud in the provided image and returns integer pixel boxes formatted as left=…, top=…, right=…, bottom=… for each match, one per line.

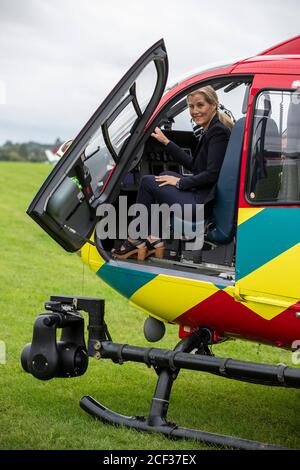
left=0, top=79, right=6, bottom=105
left=0, top=0, right=299, bottom=143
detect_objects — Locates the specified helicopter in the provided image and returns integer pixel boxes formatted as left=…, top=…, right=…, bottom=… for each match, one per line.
left=22, top=35, right=300, bottom=449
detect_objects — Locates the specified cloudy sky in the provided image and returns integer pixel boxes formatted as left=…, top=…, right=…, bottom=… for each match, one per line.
left=0, top=0, right=299, bottom=144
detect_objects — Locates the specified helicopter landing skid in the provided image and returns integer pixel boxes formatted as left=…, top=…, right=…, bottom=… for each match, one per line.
left=80, top=396, right=281, bottom=450
left=22, top=295, right=299, bottom=450
left=80, top=330, right=298, bottom=450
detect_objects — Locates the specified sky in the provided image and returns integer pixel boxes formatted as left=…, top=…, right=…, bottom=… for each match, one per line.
left=0, top=0, right=299, bottom=145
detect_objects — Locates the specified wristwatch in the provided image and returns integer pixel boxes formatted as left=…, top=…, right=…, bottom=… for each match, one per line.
left=175, top=179, right=181, bottom=189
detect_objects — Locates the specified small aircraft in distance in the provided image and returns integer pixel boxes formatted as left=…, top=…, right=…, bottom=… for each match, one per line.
left=44, top=140, right=73, bottom=164
left=44, top=149, right=60, bottom=164
left=22, top=35, right=300, bottom=449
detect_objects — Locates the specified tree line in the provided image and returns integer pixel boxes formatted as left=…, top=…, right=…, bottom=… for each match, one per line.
left=0, top=138, right=63, bottom=162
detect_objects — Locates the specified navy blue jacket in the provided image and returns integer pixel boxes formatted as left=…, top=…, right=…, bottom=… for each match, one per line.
left=166, top=114, right=231, bottom=204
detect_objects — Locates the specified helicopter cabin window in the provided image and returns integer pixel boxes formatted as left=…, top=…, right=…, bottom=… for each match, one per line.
left=247, top=89, right=300, bottom=204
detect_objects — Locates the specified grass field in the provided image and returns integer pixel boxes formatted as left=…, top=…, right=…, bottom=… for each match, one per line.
left=0, top=161, right=300, bottom=450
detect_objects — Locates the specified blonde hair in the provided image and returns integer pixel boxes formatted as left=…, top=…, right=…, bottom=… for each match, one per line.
left=187, top=85, right=234, bottom=129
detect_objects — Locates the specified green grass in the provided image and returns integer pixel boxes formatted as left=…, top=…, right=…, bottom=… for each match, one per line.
left=0, top=161, right=300, bottom=450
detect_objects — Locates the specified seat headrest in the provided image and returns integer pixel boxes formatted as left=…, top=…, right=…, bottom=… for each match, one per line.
left=206, top=117, right=246, bottom=244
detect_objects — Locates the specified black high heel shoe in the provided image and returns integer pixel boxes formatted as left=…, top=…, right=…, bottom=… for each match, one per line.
left=145, top=239, right=165, bottom=259
left=112, top=239, right=147, bottom=260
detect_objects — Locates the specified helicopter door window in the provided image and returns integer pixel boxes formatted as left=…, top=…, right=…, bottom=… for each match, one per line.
left=104, top=99, right=137, bottom=159
left=79, top=56, right=163, bottom=196
left=67, top=85, right=154, bottom=201
left=247, top=89, right=300, bottom=204
left=134, top=61, right=158, bottom=112
left=101, top=63, right=159, bottom=161
left=82, top=130, right=116, bottom=195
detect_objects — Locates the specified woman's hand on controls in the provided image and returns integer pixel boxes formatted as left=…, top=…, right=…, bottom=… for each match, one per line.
left=155, top=175, right=180, bottom=187
left=151, top=127, right=170, bottom=146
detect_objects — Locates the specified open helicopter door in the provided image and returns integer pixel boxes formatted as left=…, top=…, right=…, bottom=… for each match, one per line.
left=27, top=40, right=168, bottom=252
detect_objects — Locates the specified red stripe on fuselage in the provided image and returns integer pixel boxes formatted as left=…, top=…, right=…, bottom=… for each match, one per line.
left=176, top=290, right=300, bottom=348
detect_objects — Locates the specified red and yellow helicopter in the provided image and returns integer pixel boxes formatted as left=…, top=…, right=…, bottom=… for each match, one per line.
left=22, top=35, right=300, bottom=449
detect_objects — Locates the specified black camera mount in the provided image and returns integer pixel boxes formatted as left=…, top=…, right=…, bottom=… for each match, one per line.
left=21, top=295, right=110, bottom=380
left=22, top=294, right=300, bottom=449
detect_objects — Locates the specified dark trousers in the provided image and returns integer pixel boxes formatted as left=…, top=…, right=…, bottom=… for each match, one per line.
left=136, top=171, right=199, bottom=237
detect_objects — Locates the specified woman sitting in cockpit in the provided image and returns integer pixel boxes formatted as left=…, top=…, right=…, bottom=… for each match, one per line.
left=112, top=85, right=234, bottom=260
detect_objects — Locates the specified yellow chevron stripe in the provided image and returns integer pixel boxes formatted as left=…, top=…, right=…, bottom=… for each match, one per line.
left=237, top=297, right=284, bottom=320
left=238, top=242, right=300, bottom=299
left=235, top=243, right=300, bottom=320
left=237, top=208, right=265, bottom=226
left=223, top=285, right=235, bottom=297
left=81, top=234, right=105, bottom=272
left=130, top=274, right=219, bottom=323
left=224, top=282, right=285, bottom=320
